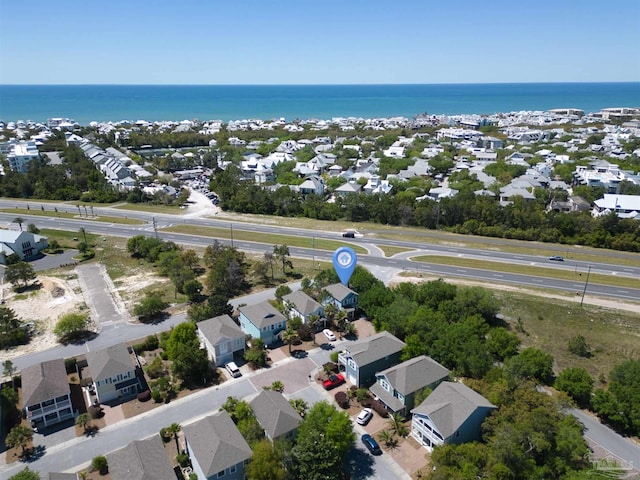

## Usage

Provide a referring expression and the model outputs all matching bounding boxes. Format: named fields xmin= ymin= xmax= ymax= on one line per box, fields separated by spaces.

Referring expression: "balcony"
xmin=26 ymin=399 xmax=71 ymax=419
xmin=338 ymin=352 xmax=350 ymax=366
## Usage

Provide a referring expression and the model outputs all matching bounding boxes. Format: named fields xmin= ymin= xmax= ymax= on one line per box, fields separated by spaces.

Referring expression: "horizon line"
xmin=1 ymin=81 xmax=639 ymax=87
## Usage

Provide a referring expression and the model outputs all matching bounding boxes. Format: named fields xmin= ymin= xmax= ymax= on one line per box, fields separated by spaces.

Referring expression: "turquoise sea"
xmin=0 ymin=83 xmax=639 ymax=125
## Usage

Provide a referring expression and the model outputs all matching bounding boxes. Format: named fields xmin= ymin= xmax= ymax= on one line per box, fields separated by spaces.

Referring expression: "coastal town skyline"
xmin=1 ymin=0 xmax=639 ymax=85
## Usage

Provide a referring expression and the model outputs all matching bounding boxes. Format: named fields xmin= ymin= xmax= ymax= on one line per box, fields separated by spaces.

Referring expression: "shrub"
xmin=330 ymin=351 xmax=339 ymax=363
xmin=91 ymin=455 xmax=108 ymax=474
xmin=160 ymin=427 xmax=171 ymax=442
xmin=152 ymin=390 xmax=163 ymax=403
xmin=176 ymin=452 xmax=190 ymax=468
xmin=370 ymin=399 xmax=389 ymax=418
xmin=356 ymin=388 xmax=370 ymax=403
xmin=137 ymin=390 xmax=151 ymax=402
xmin=64 ymin=357 xmax=77 ymax=374
xmin=335 ymin=391 xmax=349 ymax=409
xmin=568 ymin=335 xmax=591 ymax=357
xmin=88 ymin=405 xmax=103 ymax=419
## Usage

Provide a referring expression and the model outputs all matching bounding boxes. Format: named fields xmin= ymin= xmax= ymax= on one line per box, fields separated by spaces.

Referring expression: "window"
xmin=217 ymin=470 xmax=225 ymax=477
xmin=230 ymin=465 xmax=236 ymax=473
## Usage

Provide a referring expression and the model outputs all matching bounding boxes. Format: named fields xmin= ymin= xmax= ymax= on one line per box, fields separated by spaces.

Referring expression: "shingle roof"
xmin=184 ymin=411 xmax=252 ymax=477
xmin=346 ymin=331 xmax=405 ymax=367
xmin=107 ymin=435 xmax=175 ymax=480
xmin=21 ymin=359 xmax=70 ymax=408
xmin=376 ymin=355 xmax=450 ymax=396
xmin=411 ymin=381 xmax=495 ymax=439
xmin=250 ymin=390 xmax=302 ymax=439
xmin=198 ymin=314 xmax=244 ymax=346
xmin=239 ymin=301 xmax=286 ymax=329
xmin=87 ymin=343 xmax=134 ymax=382
xmin=324 ymin=283 xmax=357 ymax=302
xmin=282 ymin=291 xmax=322 ymax=316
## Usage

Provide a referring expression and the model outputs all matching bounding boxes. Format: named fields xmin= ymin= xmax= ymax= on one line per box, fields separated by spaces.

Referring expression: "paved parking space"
xmin=250 ymin=357 xmax=316 ymax=395
xmin=75 ymin=263 xmax=127 ymax=326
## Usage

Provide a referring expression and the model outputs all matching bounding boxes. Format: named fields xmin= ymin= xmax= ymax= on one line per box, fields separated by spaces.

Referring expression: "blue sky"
xmin=1 ymin=0 xmax=639 ymax=84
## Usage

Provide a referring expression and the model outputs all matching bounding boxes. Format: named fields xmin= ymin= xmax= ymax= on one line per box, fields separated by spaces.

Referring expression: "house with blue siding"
xmin=411 ymin=381 xmax=495 ymax=451
xmin=338 ymin=331 xmax=405 ymax=387
xmin=323 ymin=283 xmax=358 ymax=319
xmin=370 ymin=355 xmax=450 ymax=416
xmin=239 ymin=301 xmax=287 ymax=346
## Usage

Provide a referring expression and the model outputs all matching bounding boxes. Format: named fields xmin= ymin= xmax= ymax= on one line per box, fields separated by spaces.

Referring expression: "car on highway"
xmin=322 ymin=373 xmax=345 ymax=390
xmin=356 ymin=407 xmax=373 ymax=425
xmin=323 ymin=329 xmax=337 ymax=342
xmin=549 ymin=255 xmax=564 ymax=261
xmin=361 ymin=434 xmax=382 ymax=455
xmin=342 ymin=231 xmax=355 ymax=238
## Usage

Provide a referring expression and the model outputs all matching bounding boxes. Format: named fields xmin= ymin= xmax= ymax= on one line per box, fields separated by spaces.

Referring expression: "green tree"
xmin=606 ymin=359 xmax=640 ymax=435
xmin=386 ymin=412 xmax=408 ymax=437
xmin=5 ymin=261 xmax=37 ymax=289
xmin=75 ymin=413 xmax=92 ymax=433
xmin=555 ymin=367 xmax=594 ymax=408
xmin=91 ymin=455 xmax=108 ymax=474
xmin=3 ymin=359 xmax=17 ymax=389
xmin=166 ymin=422 xmax=181 ymax=451
xmin=246 ymin=439 xmax=286 ymax=480
xmin=273 ymin=244 xmax=292 ymax=274
xmin=505 ymin=348 xmax=554 ymax=384
xmin=27 ymin=223 xmax=40 ymax=234
xmin=280 ymin=328 xmax=299 ymax=355
xmin=9 ymin=467 xmax=40 ymax=480
xmin=133 ymin=293 xmax=168 ymax=320
xmin=187 ymin=302 xmax=214 ymax=323
xmin=0 ymin=306 xmax=28 ymax=349
xmin=165 ymin=322 xmax=210 ymax=385
xmin=54 ymin=312 xmax=90 ymax=341
xmin=486 ymin=327 xmax=521 ymax=361
xmin=289 ymin=398 xmax=308 ymax=418
xmin=6 ymin=425 xmax=34 ymax=456
xmin=567 ymin=335 xmax=591 ymax=357
xmin=245 ymin=339 xmax=269 ymax=369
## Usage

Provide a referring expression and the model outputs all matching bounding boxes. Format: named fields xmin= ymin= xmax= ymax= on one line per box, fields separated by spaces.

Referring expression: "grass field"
xmin=495 ymin=291 xmax=640 ymax=386
xmin=1 ymin=208 xmax=144 ymax=225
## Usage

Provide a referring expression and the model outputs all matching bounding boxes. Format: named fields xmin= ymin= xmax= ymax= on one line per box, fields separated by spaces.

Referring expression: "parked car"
xmin=549 ymin=255 xmax=564 ymax=261
xmin=225 ymin=361 xmax=241 ymax=378
xmin=323 ymin=329 xmax=337 ymax=342
xmin=356 ymin=408 xmax=373 ymax=425
xmin=361 ymin=434 xmax=382 ymax=455
xmin=322 ymin=373 xmax=345 ymax=390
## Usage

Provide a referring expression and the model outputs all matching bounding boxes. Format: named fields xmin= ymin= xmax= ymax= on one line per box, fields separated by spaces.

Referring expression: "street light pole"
xmin=230 ymin=223 xmax=234 ymax=248
xmin=312 ymin=236 xmax=315 ymax=270
xmin=580 ymin=265 xmax=591 ymax=306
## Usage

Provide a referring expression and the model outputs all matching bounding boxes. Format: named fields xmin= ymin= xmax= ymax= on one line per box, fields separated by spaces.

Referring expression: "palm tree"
xmin=289 ymin=398 xmax=308 ymax=418
xmin=166 ymin=423 xmax=182 ymax=451
xmin=75 ymin=413 xmax=92 ymax=433
xmin=308 ymin=314 xmax=320 ymax=345
xmin=378 ymin=430 xmax=398 ymax=448
xmin=6 ymin=425 xmax=34 ymax=456
xmin=387 ymin=413 xmax=408 ymax=437
xmin=79 ymin=227 xmax=87 ymax=245
xmin=280 ymin=328 xmax=299 ymax=355
xmin=13 ymin=217 xmax=25 ymax=231
xmin=343 ymin=321 xmax=357 ymax=339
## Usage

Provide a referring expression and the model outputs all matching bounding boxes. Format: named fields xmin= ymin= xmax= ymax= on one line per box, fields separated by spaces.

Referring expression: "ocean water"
xmin=0 ymin=83 xmax=638 ymax=125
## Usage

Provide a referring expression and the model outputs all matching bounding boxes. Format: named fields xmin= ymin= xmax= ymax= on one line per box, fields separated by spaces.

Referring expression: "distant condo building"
xmin=0 ymin=139 xmax=41 ymax=173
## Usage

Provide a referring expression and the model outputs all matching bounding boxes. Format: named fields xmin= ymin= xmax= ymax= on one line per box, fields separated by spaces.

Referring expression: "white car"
xmin=356 ymin=408 xmax=373 ymax=425
xmin=323 ymin=329 xmax=337 ymax=342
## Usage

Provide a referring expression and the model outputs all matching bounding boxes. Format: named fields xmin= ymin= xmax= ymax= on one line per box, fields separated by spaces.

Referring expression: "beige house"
xmin=87 ymin=343 xmax=140 ymax=403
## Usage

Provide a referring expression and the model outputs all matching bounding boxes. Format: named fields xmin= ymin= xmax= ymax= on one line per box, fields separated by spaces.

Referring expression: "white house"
xmin=197 ymin=315 xmax=245 ymax=367
xmin=0 ymin=230 xmax=48 ymax=264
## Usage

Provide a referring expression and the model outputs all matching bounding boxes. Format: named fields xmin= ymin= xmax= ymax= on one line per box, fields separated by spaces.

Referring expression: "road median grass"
xmin=0 ymin=208 xmax=144 ymax=225
xmin=161 ymin=224 xmax=369 ymax=254
xmin=411 ymin=255 xmax=640 ymax=290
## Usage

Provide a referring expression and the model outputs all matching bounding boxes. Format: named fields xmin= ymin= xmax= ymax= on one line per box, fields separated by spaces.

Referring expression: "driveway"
xmin=31 ymin=250 xmax=79 ymax=271
xmin=75 ymin=263 xmax=128 ymax=327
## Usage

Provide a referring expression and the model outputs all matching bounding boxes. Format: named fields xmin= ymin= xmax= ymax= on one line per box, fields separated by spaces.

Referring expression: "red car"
xmin=322 ymin=373 xmax=345 ymax=390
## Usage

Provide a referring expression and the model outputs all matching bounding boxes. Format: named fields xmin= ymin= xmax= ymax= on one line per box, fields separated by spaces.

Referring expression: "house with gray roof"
xmin=107 ymin=435 xmax=175 ymax=480
xmin=370 ymin=355 xmax=450 ymax=416
xmin=197 ymin=314 xmax=245 ymax=367
xmin=0 ymin=230 xmax=48 ymax=264
xmin=184 ymin=410 xmax=252 ymax=480
xmin=282 ymin=290 xmax=324 ymax=324
xmin=87 ymin=343 xmax=140 ymax=403
xmin=239 ymin=301 xmax=287 ymax=345
xmin=323 ymin=283 xmax=358 ymax=318
xmin=21 ymin=359 xmax=74 ymax=430
xmin=250 ymin=390 xmax=302 ymax=441
xmin=411 ymin=381 xmax=495 ymax=451
xmin=338 ymin=331 xmax=406 ymax=387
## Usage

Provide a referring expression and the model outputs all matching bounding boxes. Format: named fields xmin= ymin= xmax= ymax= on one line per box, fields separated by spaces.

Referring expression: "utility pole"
xmin=152 ymin=217 xmax=158 ymax=239
xmin=230 ymin=223 xmax=234 ymax=248
xmin=312 ymin=236 xmax=315 ymax=270
xmin=580 ymin=265 xmax=591 ymax=307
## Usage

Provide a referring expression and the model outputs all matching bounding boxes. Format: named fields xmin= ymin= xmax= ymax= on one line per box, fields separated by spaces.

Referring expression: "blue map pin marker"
xmin=333 ymin=246 xmax=357 ymax=286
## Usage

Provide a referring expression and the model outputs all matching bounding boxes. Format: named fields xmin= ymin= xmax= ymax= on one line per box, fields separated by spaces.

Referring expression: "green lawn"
xmin=1 ymin=208 xmax=144 ymax=225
